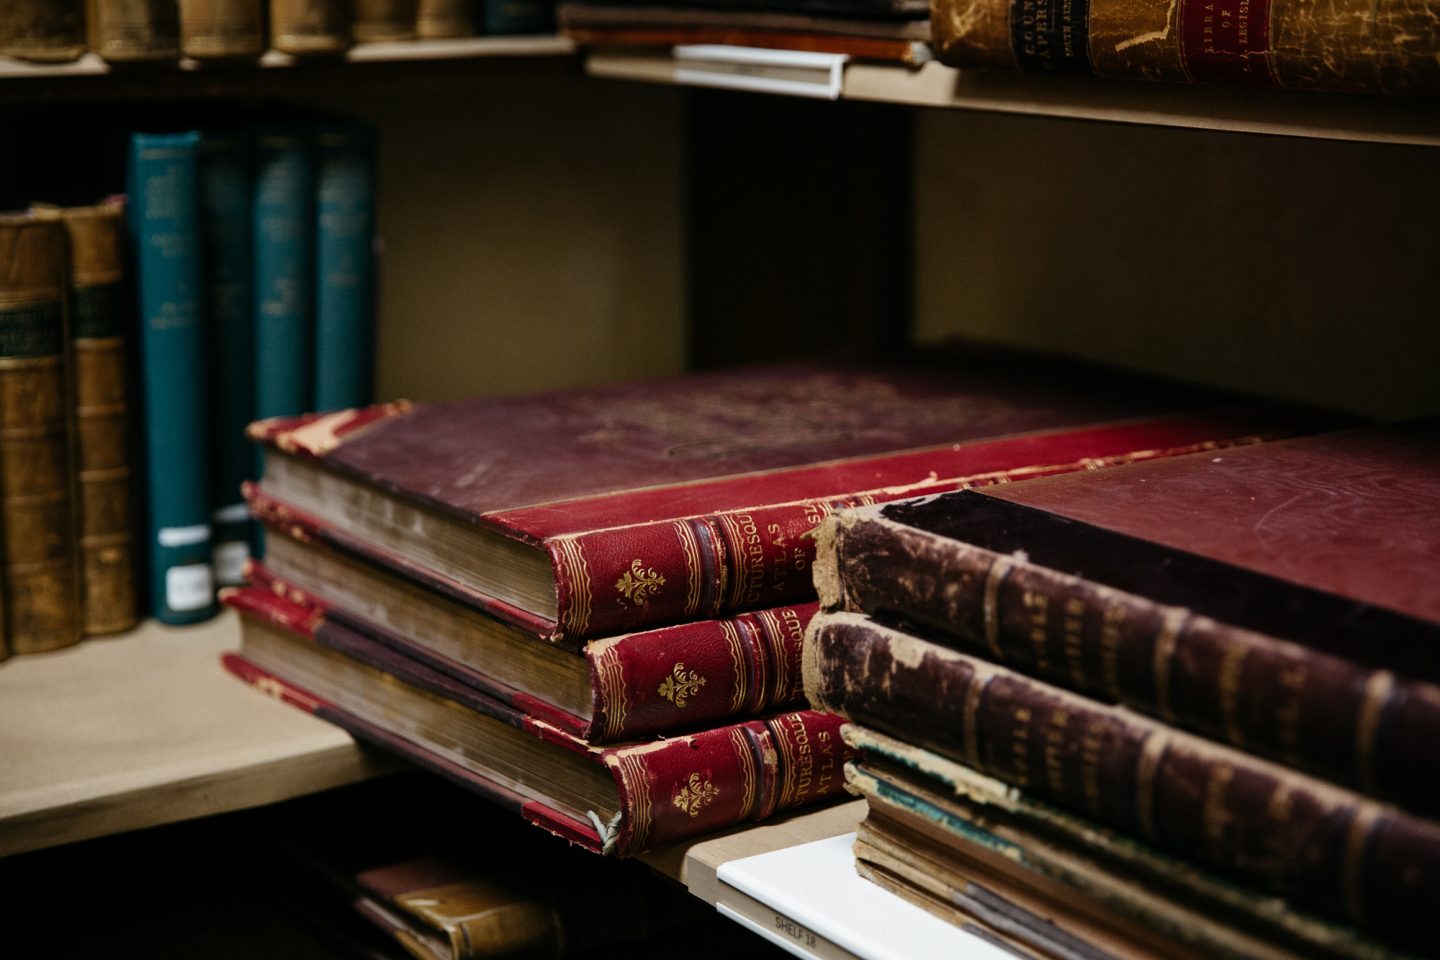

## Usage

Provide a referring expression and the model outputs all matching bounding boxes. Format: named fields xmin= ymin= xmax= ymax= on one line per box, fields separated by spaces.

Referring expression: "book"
xmin=87 ymin=0 xmax=182 ymax=62
xmin=246 ymin=346 xmax=1330 ymax=645
xmin=803 ymin=612 xmax=1440 ymax=949
xmin=929 ymin=0 xmax=1440 ymax=94
xmin=247 ymin=511 xmax=813 ymax=741
xmin=845 ymin=734 xmax=1416 ymax=960
xmin=179 ymin=0 xmax=266 ymax=58
xmin=354 ymin=0 xmax=419 ymax=41
xmin=253 ymin=128 xmax=314 ymax=425
xmin=127 ymin=131 xmax=218 ymax=625
xmin=556 ymin=3 xmax=934 ymax=41
xmin=815 ymin=423 xmax=1440 ymax=813
xmin=564 ymin=26 xmax=932 ymax=63
xmin=313 ymin=122 xmax=376 ymax=413
xmin=0 ymin=1 xmax=85 ymax=63
xmin=479 ymin=0 xmax=555 ymax=35
xmin=270 ymin=0 xmax=353 ymax=55
xmin=48 ymin=199 xmax=140 ymax=637
xmin=0 ymin=212 xmax=81 ymax=654
xmin=199 ymin=129 xmax=257 ymax=588
xmin=416 ymin=0 xmax=474 ymax=37
xmin=223 ymin=584 xmax=849 ymax=857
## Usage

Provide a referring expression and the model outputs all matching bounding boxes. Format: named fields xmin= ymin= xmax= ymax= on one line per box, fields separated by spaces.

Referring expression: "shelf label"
xmin=673 ymin=45 xmax=847 ymax=101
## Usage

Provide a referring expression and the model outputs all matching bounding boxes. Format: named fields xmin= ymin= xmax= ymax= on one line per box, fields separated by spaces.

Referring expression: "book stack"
xmin=222 ymin=344 xmax=1323 ymax=855
xmin=805 ymin=421 xmax=1440 ymax=957
xmin=557 ymin=0 xmax=934 ymax=65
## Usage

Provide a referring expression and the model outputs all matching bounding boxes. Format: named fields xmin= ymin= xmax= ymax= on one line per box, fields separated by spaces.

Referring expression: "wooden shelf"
xmin=0 ymin=612 xmax=397 ymax=858
xmin=586 ymin=48 xmax=1440 ymax=148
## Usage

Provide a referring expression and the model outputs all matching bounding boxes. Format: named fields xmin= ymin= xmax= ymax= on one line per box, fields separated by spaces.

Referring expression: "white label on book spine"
xmin=157 ymin=524 xmax=210 ymax=548
xmin=673 ymin=45 xmax=847 ymax=101
xmin=214 ymin=540 xmax=251 ymax=587
xmin=167 ymin=563 xmax=214 ymax=612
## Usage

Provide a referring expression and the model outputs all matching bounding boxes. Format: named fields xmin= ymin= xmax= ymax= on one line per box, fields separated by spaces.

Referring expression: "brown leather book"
xmin=270 ymin=0 xmax=352 ymax=55
xmin=87 ymin=0 xmax=181 ymax=61
xmin=48 ymin=201 xmax=139 ymax=638
xmin=354 ymin=0 xmax=417 ymax=41
xmin=0 ymin=1 xmax=86 ymax=63
xmin=415 ymin=0 xmax=472 ymax=38
xmin=0 ymin=213 xmax=82 ymax=655
xmin=178 ymin=0 xmax=266 ymax=58
xmin=929 ymin=0 xmax=1440 ymax=94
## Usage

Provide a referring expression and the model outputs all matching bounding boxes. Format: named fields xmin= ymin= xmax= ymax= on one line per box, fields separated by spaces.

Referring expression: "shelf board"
xmin=0 ymin=612 xmax=397 ymax=858
xmin=586 ymin=48 xmax=1440 ymax=148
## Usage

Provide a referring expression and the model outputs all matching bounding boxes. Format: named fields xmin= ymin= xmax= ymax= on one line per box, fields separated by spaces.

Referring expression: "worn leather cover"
xmin=87 ymin=0 xmax=181 ymax=61
xmin=270 ymin=0 xmax=352 ymax=54
xmin=805 ymin=613 xmax=1440 ymax=949
xmin=250 ymin=347 xmax=1324 ymax=643
xmin=821 ymin=424 xmax=1440 ymax=814
xmin=932 ymin=0 xmax=1440 ymax=93
xmin=225 ymin=586 xmax=849 ymax=857
xmin=178 ymin=0 xmax=265 ymax=58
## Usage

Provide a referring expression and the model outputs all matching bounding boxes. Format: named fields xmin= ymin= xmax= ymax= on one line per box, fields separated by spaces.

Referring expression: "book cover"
xmin=354 ymin=0 xmax=418 ymax=41
xmin=0 ymin=212 xmax=81 ymax=654
xmin=179 ymin=0 xmax=266 ymax=58
xmin=415 ymin=0 xmax=474 ymax=37
xmin=804 ymin=612 xmax=1440 ymax=948
xmin=248 ymin=346 xmax=1334 ymax=644
xmin=253 ymin=129 xmax=314 ymax=427
xmin=817 ymin=423 xmax=1440 ymax=812
xmin=313 ymin=122 xmax=376 ymax=413
xmin=269 ymin=0 xmax=353 ymax=54
xmin=127 ymin=132 xmax=218 ymax=624
xmin=50 ymin=199 xmax=140 ymax=637
xmin=929 ymin=0 xmax=1440 ymax=94
xmin=87 ymin=0 xmax=181 ymax=62
xmin=199 ymin=129 xmax=256 ymax=587
xmin=0 ymin=1 xmax=85 ymax=63
xmin=223 ymin=585 xmax=850 ymax=857
xmin=479 ymin=0 xmax=554 ymax=35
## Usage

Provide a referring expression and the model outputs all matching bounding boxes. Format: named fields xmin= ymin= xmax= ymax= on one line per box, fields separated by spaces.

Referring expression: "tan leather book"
xmin=49 ymin=201 xmax=139 ymax=638
xmin=87 ymin=0 xmax=181 ymax=61
xmin=355 ymin=0 xmax=417 ymax=41
xmin=0 ymin=1 xmax=86 ymax=63
xmin=270 ymin=0 xmax=353 ymax=54
xmin=415 ymin=0 xmax=471 ymax=39
xmin=178 ymin=0 xmax=265 ymax=58
xmin=0 ymin=214 xmax=82 ymax=655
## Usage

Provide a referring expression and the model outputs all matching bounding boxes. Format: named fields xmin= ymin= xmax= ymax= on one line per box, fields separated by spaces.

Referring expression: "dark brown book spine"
xmin=87 ymin=0 xmax=181 ymax=61
xmin=269 ymin=0 xmax=352 ymax=54
xmin=415 ymin=0 xmax=472 ymax=38
xmin=0 ymin=215 xmax=82 ymax=654
xmin=354 ymin=0 xmax=417 ymax=41
xmin=0 ymin=0 xmax=86 ymax=63
xmin=819 ymin=510 xmax=1440 ymax=816
xmin=179 ymin=0 xmax=265 ymax=57
xmin=804 ymin=612 xmax=1440 ymax=946
xmin=54 ymin=202 xmax=139 ymax=637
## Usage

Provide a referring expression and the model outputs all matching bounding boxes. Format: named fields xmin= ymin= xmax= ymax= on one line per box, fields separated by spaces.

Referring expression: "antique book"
xmin=804 ymin=613 xmax=1440 ymax=949
xmin=48 ymin=200 xmax=139 ymax=636
xmin=0 ymin=213 xmax=80 ymax=654
xmin=270 ymin=0 xmax=353 ymax=54
xmin=127 ymin=132 xmax=217 ymax=624
xmin=0 ymin=1 xmax=86 ymax=63
xmin=199 ymin=129 xmax=256 ymax=587
xmin=247 ymin=346 xmax=1329 ymax=646
xmin=248 ymin=511 xmax=813 ymax=741
xmin=179 ymin=0 xmax=266 ymax=58
xmin=87 ymin=0 xmax=181 ymax=61
xmin=929 ymin=0 xmax=1440 ymax=94
xmin=816 ymin=423 xmax=1440 ymax=814
xmin=563 ymin=26 xmax=932 ymax=63
xmin=416 ymin=0 xmax=473 ymax=37
xmin=313 ymin=122 xmax=376 ymax=413
xmin=253 ymin=129 xmax=314 ymax=422
xmin=354 ymin=0 xmax=418 ymax=41
xmin=847 ymin=730 xmax=1413 ymax=960
xmin=223 ymin=585 xmax=849 ymax=857
xmin=556 ymin=3 xmax=934 ymax=41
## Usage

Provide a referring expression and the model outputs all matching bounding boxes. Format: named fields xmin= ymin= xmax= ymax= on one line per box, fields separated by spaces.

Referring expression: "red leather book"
xmin=224 ymin=586 xmax=848 ymax=857
xmin=818 ymin=422 xmax=1440 ymax=814
xmin=246 ymin=347 xmax=1334 ymax=645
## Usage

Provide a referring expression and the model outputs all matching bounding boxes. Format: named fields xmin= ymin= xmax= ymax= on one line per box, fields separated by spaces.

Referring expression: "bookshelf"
xmin=3 ymin=28 xmax=1439 ymax=959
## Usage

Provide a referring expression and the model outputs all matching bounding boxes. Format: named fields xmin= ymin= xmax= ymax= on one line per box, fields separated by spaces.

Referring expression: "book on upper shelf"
xmin=270 ymin=0 xmax=353 ymax=55
xmin=87 ymin=0 xmax=182 ymax=62
xmin=244 ymin=345 xmax=1337 ymax=648
xmin=0 ymin=1 xmax=86 ymax=64
xmin=814 ymin=422 xmax=1440 ymax=814
xmin=179 ymin=0 xmax=267 ymax=59
xmin=223 ymin=584 xmax=849 ymax=857
xmin=930 ymin=0 xmax=1440 ymax=94
xmin=354 ymin=0 xmax=419 ymax=42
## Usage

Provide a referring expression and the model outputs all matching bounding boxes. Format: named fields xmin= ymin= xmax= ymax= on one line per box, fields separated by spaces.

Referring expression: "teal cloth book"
xmin=199 ymin=129 xmax=255 ymax=587
xmin=127 ymin=131 xmax=217 ymax=624
xmin=312 ymin=123 xmax=375 ymax=412
xmin=252 ymin=130 xmax=313 ymax=427
xmin=481 ymin=0 xmax=555 ymax=35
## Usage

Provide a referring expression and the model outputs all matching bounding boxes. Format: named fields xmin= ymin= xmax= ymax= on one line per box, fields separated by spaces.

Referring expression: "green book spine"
xmin=127 ymin=131 xmax=217 ymax=624
xmin=312 ymin=124 xmax=376 ymax=413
